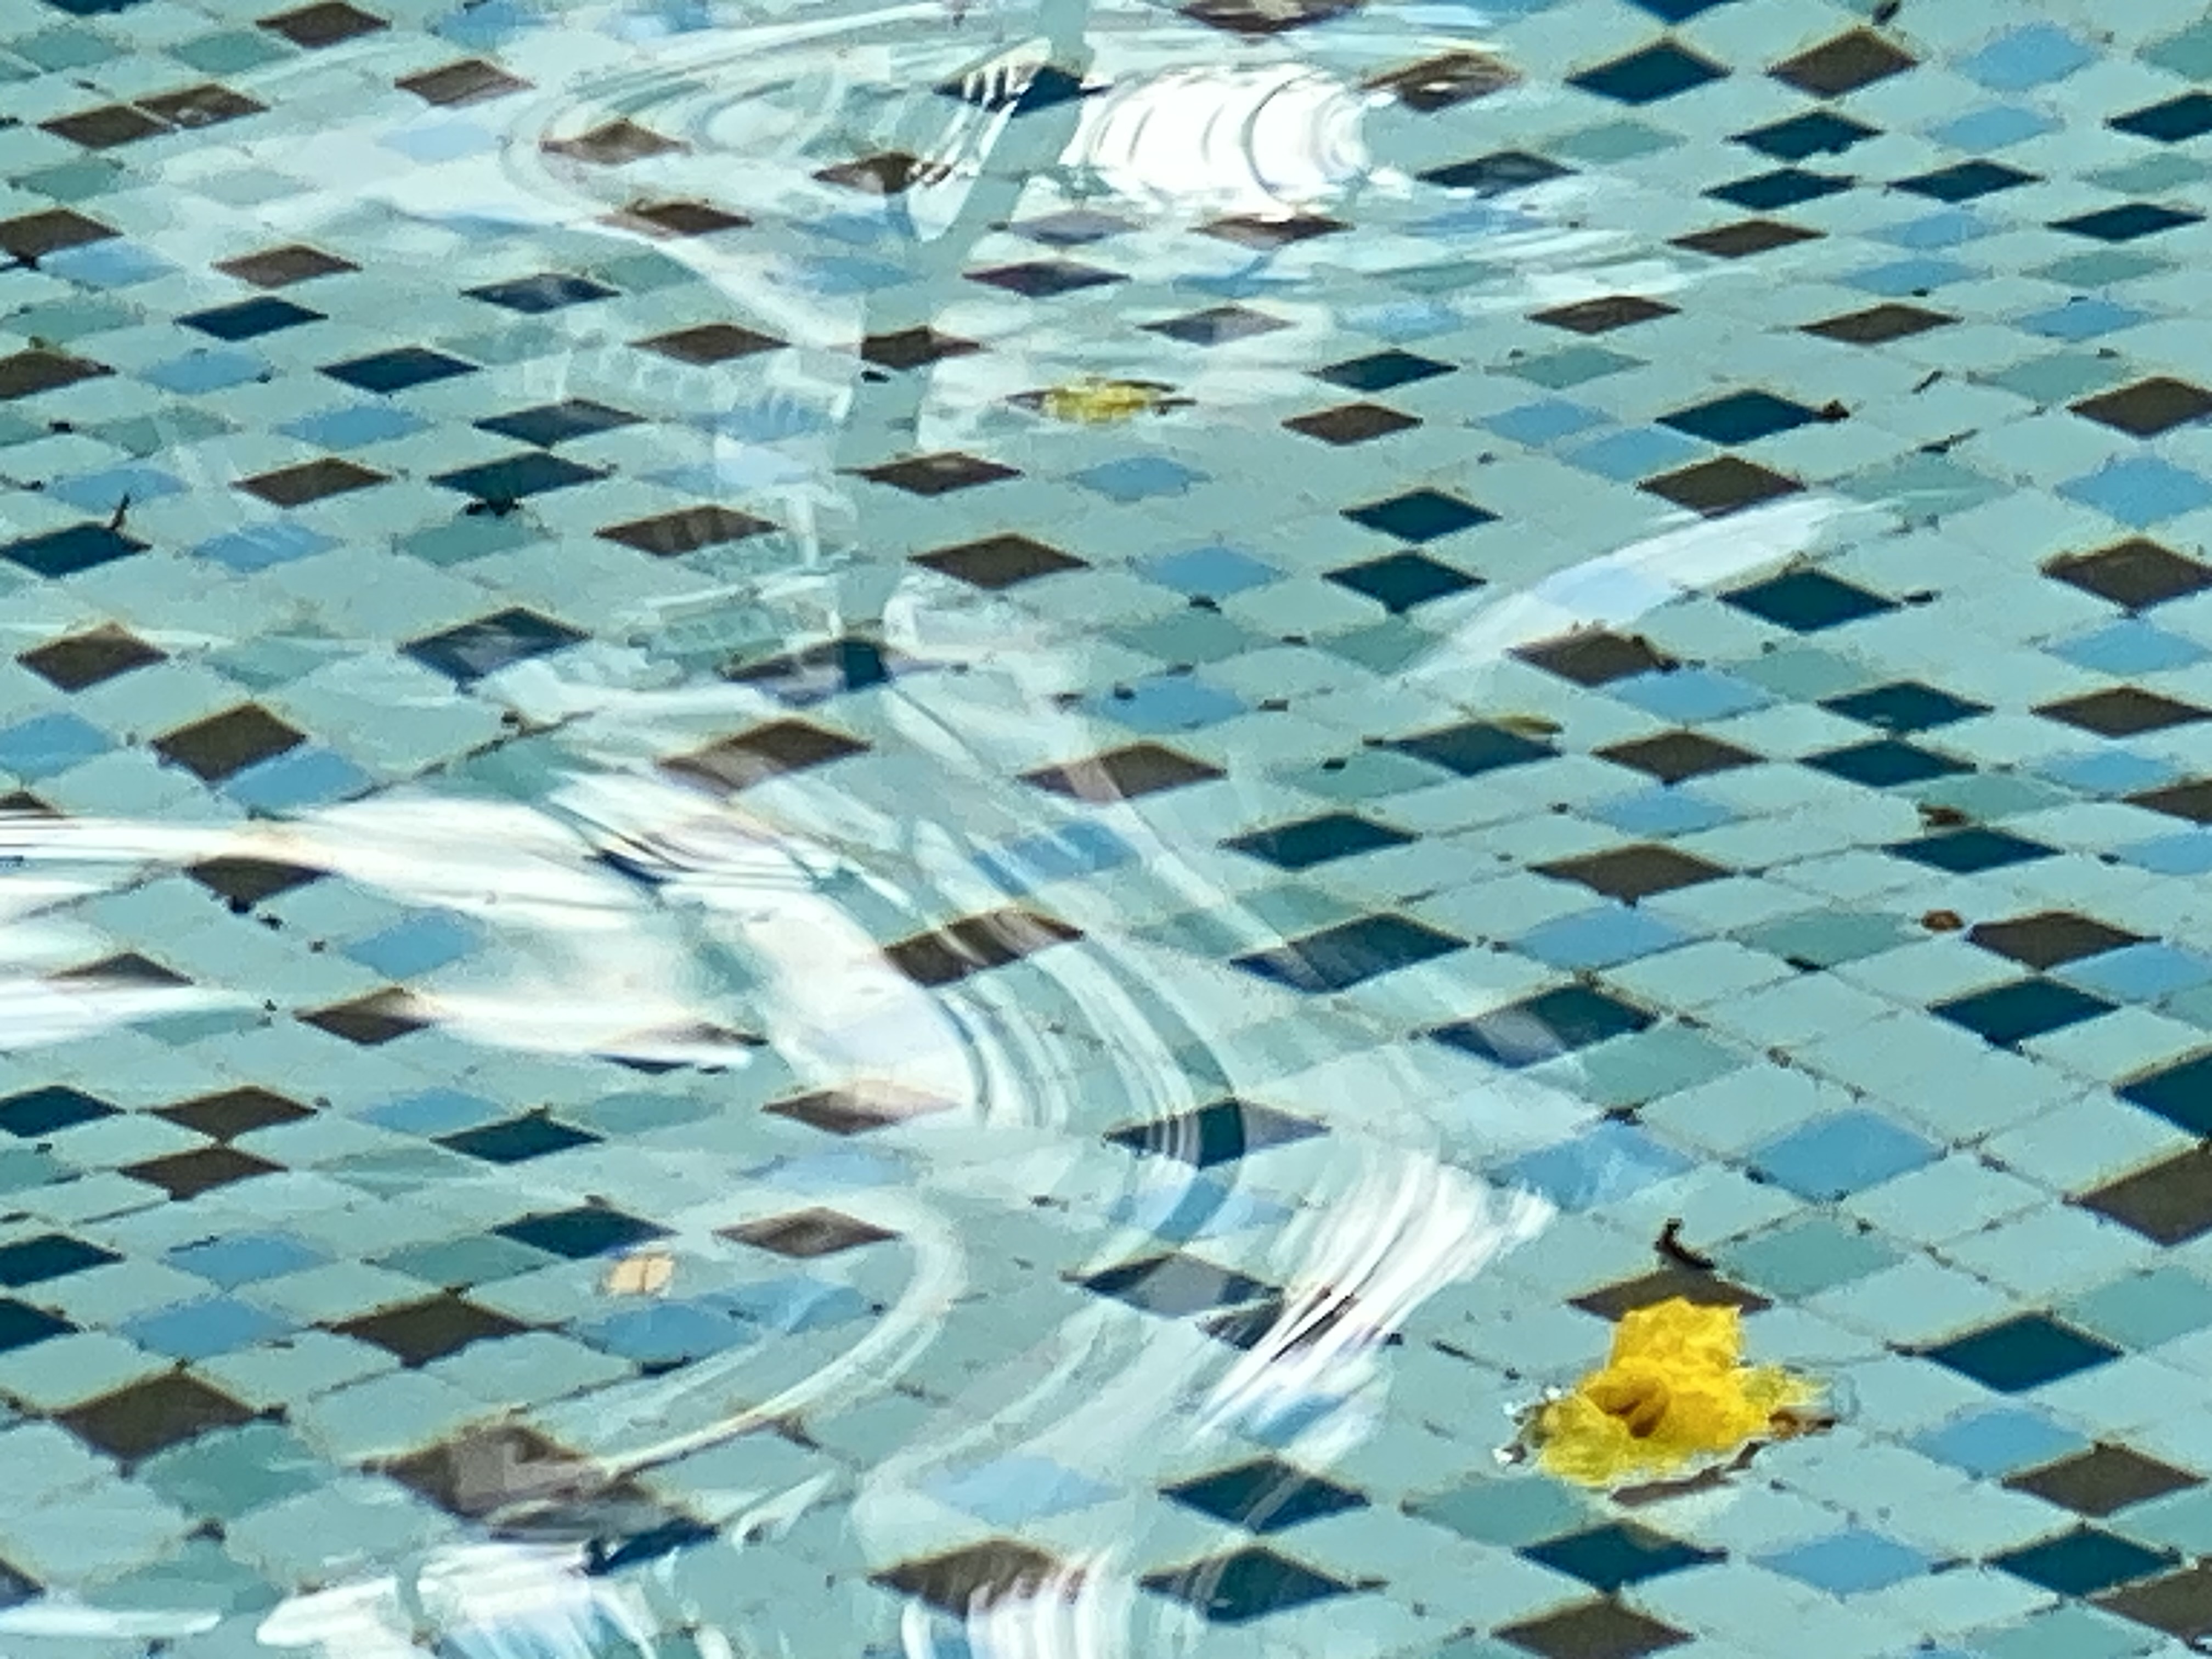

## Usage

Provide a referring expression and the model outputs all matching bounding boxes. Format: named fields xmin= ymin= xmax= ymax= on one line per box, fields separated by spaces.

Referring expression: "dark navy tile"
xmin=1918 ymin=1315 xmax=2121 ymax=1393
xmin=1933 ymin=979 xmax=2115 ymax=1047
xmin=1429 ymin=985 xmax=1656 ymax=1068
xmin=1141 ymin=1548 xmax=1359 ymax=1623
xmin=1165 ymin=1459 xmax=1368 ymax=1532
xmin=1232 ymin=915 xmax=1465 ymax=992
xmin=1223 ymin=813 xmax=1416 ymax=870
xmin=1107 ymin=1101 xmax=1324 ymax=1166
xmin=1522 ymin=1524 xmax=1720 ymax=1592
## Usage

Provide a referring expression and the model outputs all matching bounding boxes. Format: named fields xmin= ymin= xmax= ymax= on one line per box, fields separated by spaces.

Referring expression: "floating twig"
xmin=1656 ymin=1218 xmax=1715 ymax=1272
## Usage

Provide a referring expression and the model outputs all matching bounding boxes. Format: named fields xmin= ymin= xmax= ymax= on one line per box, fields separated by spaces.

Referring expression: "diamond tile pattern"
xmin=3 ymin=0 xmax=2212 ymax=1652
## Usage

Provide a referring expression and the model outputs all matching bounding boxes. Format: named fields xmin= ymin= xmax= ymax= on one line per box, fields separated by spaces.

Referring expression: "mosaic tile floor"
xmin=15 ymin=0 xmax=2212 ymax=1654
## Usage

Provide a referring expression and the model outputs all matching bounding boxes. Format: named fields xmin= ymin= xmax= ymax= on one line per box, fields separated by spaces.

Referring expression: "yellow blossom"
xmin=1525 ymin=1297 xmax=1820 ymax=1487
xmin=1038 ymin=380 xmax=1179 ymax=424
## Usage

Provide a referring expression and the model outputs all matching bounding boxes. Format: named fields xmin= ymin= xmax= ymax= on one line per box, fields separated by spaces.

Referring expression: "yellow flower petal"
xmin=1524 ymin=1296 xmax=1820 ymax=1487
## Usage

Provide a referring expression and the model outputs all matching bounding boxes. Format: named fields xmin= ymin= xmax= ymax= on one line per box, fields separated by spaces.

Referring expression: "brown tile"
xmin=661 ymin=719 xmax=868 ymax=791
xmin=1771 ymin=29 xmax=1916 ymax=96
xmin=721 ymin=1207 xmax=897 ymax=1258
xmin=1201 ymin=214 xmax=1346 ymax=249
xmin=383 ymin=1423 xmax=612 ymax=1516
xmin=157 ymin=1087 xmax=313 ymax=1141
xmin=607 ymin=199 xmax=751 ymax=238
xmin=1803 ymin=302 xmax=1955 ymax=343
xmin=1023 ymin=743 xmax=1224 ymax=802
xmin=396 ymin=58 xmax=532 ymax=106
xmin=336 ymin=1293 xmax=526 ymax=1366
xmin=2007 ymin=1444 xmax=2202 ymax=1516
xmin=633 ymin=323 xmax=783 ymax=364
xmin=1283 ymin=403 xmax=1420 ymax=445
xmin=2036 ymin=687 xmax=2209 ymax=738
xmin=1670 ymin=219 xmax=1822 ymax=259
xmin=2072 ymin=377 xmax=2212 ymax=438
xmin=1538 ymin=843 xmax=1727 ymax=902
xmin=137 ymin=84 xmax=264 ymax=128
xmin=58 ymin=952 xmax=188 ymax=988
xmin=857 ymin=453 xmax=1019 ymax=495
xmin=236 ymin=457 xmax=385 ymax=506
xmin=884 ymin=909 xmax=1084 ymax=988
xmin=1364 ymin=49 xmax=1518 ymax=110
xmin=61 ymin=1374 xmax=255 ymax=1462
xmin=258 ymin=1 xmax=388 ymax=45
xmin=1531 ymin=295 xmax=1678 ymax=334
xmin=598 ymin=506 xmax=772 ymax=556
xmin=1572 ymin=1266 xmax=1770 ymax=1321
xmin=859 ymin=328 xmax=980 ymax=370
xmin=153 ymin=705 xmax=304 ymax=783
xmin=543 ymin=119 xmax=683 ymax=165
xmin=0 ymin=349 xmax=109 ymax=400
xmin=301 ymin=994 xmax=425 ymax=1046
xmin=18 ymin=626 xmax=163 ymax=691
xmin=2045 ymin=539 xmax=2212 ymax=610
xmin=187 ymin=856 xmax=320 ymax=910
xmin=123 ymin=1147 xmax=279 ymax=1200
xmin=41 ymin=105 xmax=170 ymax=149
xmin=1515 ymin=629 xmax=1677 ymax=686
xmin=913 ymin=534 xmax=1085 ymax=589
xmin=1642 ymin=457 xmax=1802 ymax=517
xmin=2131 ymin=778 xmax=2212 ymax=823
xmin=874 ymin=1541 xmax=1078 ymax=1615
xmin=0 ymin=208 xmax=117 ymax=263
xmin=2098 ymin=1562 xmax=2212 ymax=1643
xmin=215 ymin=244 xmax=357 ymax=287
xmin=1967 ymin=911 xmax=2144 ymax=969
xmin=766 ymin=1082 xmax=958 ymax=1135
xmin=814 ymin=153 xmax=940 ymax=195
xmin=2075 ymin=1146 xmax=2212 ymax=1246
xmin=1596 ymin=730 xmax=1759 ymax=784
xmin=1497 ymin=1596 xmax=1691 ymax=1659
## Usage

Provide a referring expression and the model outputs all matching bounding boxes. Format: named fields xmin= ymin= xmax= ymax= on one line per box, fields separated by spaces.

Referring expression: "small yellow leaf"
xmin=602 ymin=1250 xmax=676 ymax=1297
xmin=1516 ymin=1297 xmax=1821 ymax=1487
xmin=1493 ymin=713 xmax=1562 ymax=737
xmin=1037 ymin=380 xmax=1179 ymax=424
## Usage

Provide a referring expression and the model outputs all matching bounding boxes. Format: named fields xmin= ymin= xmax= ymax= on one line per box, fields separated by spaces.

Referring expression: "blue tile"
xmin=926 ymin=1457 xmax=1118 ymax=1524
xmin=124 ymin=1296 xmax=292 ymax=1360
xmin=1990 ymin=1530 xmax=2174 ymax=1596
xmin=1224 ymin=814 xmax=1416 ymax=871
xmin=3 ymin=523 xmax=146 ymax=577
xmin=1564 ymin=427 xmax=1705 ymax=481
xmin=580 ymin=1301 xmax=755 ymax=1364
xmin=1142 ymin=545 xmax=1280 ymax=597
xmin=194 ymin=523 xmax=334 ymax=572
xmin=1760 ymin=1530 xmax=1936 ymax=1595
xmin=2036 ymin=749 xmax=2180 ymax=796
xmin=40 ymin=240 xmax=173 ymax=287
xmin=280 ymin=404 xmax=428 ymax=449
xmin=1934 ymin=979 xmax=2114 ymax=1046
xmin=2018 ymin=298 xmax=2151 ymax=341
xmin=714 ymin=1277 xmax=871 ymax=1333
xmin=323 ymin=348 xmax=478 ymax=394
xmin=1087 ymin=675 xmax=1246 ymax=733
xmin=1234 ymin=916 xmax=1464 ymax=992
xmin=1914 ymin=1406 xmax=2087 ymax=1477
xmin=1918 ymin=1314 xmax=2120 ymax=1393
xmin=1610 ymin=668 xmax=1770 ymax=723
xmin=345 ymin=913 xmax=480 ymax=978
xmin=1567 ymin=41 xmax=1726 ymax=104
xmin=2118 ymin=832 xmax=2212 ymax=875
xmin=225 ymin=747 xmax=374 ymax=811
xmin=1486 ymin=402 xmax=1610 ymax=449
xmin=2047 ymin=620 xmax=2206 ymax=674
xmin=1431 ymin=985 xmax=1658 ymax=1068
xmin=2059 ymin=942 xmax=2212 ymax=1001
xmin=0 ymin=1233 xmax=116 ymax=1285
xmin=1588 ymin=786 xmax=1737 ymax=836
xmin=167 ymin=1233 xmax=328 ymax=1288
xmin=1344 ymin=490 xmax=1496 ymax=543
xmin=1845 ymin=257 xmax=1980 ymax=297
xmin=1514 ymin=904 xmax=1690 ymax=969
xmin=141 ymin=350 xmax=269 ymax=393
xmin=45 ymin=465 xmax=185 ymax=514
xmin=1070 ymin=456 xmax=1206 ymax=503
xmin=1748 ymin=1109 xmax=1938 ymax=1200
xmin=1961 ymin=24 xmax=2097 ymax=89
xmin=361 ymin=1090 xmax=504 ymax=1136
xmin=432 ymin=453 xmax=603 ymax=501
xmin=182 ymin=297 xmax=323 ymax=340
xmin=0 ymin=712 xmax=110 ymax=779
xmin=1493 ymin=1122 xmax=1692 ymax=1210
xmin=1929 ymin=105 xmax=2059 ymax=151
